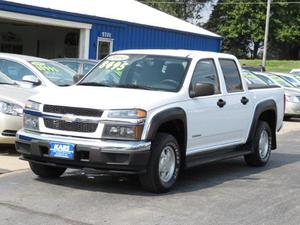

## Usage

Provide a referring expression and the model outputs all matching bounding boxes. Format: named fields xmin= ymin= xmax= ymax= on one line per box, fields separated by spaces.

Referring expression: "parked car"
xmin=53 ymin=58 xmax=98 ymax=76
xmin=16 ymin=50 xmax=284 ymax=193
xmin=241 ymin=69 xmax=269 ymax=89
xmin=290 ymin=69 xmax=300 ymax=75
xmin=0 ymin=71 xmax=37 ymax=144
xmin=271 ymin=72 xmax=300 ymax=88
xmin=253 ymin=72 xmax=300 ymax=118
xmin=253 ymin=72 xmax=297 ymax=89
xmin=241 ymin=64 xmax=265 ymax=72
xmin=0 ymin=53 xmax=76 ymax=89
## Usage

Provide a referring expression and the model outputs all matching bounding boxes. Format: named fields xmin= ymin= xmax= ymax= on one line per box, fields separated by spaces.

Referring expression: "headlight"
xmin=286 ymin=95 xmax=300 ymax=103
xmin=102 ymin=124 xmax=143 ymax=140
xmin=25 ymin=101 xmax=41 ymax=111
xmin=107 ymin=109 xmax=146 ymax=119
xmin=24 ymin=114 xmax=39 ymax=131
xmin=0 ymin=101 xmax=23 ymax=116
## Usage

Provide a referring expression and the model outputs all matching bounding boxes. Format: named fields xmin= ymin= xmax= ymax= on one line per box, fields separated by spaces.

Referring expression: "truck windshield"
xmin=30 ymin=61 xmax=75 ymax=86
xmin=79 ymin=54 xmax=189 ymax=92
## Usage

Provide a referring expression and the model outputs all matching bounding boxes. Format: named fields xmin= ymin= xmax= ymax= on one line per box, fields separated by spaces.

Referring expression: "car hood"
xmin=30 ymin=86 xmax=180 ymax=111
xmin=0 ymin=84 xmax=37 ymax=106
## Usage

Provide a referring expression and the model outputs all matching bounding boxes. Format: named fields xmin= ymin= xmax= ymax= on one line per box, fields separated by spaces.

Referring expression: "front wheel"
xmin=29 ymin=162 xmax=66 ymax=178
xmin=244 ymin=121 xmax=272 ymax=167
xmin=139 ymin=133 xmax=181 ymax=193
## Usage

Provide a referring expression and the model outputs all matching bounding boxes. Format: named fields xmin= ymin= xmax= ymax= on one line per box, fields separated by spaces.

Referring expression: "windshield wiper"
xmin=116 ymin=84 xmax=152 ymax=90
xmin=79 ymin=82 xmax=112 ymax=87
xmin=0 ymin=82 xmax=16 ymax=85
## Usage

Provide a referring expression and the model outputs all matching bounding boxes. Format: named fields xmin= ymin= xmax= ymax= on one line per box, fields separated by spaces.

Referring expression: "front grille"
xmin=2 ymin=130 xmax=17 ymax=137
xmin=44 ymin=119 xmax=98 ymax=133
xmin=43 ymin=105 xmax=103 ymax=117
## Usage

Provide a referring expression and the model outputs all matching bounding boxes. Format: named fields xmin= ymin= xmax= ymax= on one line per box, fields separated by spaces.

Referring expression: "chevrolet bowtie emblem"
xmin=62 ymin=114 xmax=77 ymax=123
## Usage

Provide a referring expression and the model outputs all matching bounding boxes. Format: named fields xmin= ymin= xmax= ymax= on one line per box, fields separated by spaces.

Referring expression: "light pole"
xmin=262 ymin=0 xmax=272 ymax=69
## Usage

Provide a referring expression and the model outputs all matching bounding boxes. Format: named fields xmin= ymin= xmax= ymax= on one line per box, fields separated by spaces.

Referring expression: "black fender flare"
xmin=146 ymin=107 xmax=187 ymax=150
xmin=246 ymin=99 xmax=277 ymax=149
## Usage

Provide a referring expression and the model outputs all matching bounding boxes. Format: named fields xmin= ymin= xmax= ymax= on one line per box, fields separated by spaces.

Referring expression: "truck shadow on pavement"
xmin=36 ymin=151 xmax=300 ymax=196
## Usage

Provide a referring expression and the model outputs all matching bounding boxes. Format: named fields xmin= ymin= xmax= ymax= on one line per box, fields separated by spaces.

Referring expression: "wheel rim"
xmin=259 ymin=130 xmax=270 ymax=159
xmin=158 ymin=145 xmax=176 ymax=183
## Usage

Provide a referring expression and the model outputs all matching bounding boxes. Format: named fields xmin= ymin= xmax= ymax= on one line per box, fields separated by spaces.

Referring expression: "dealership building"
xmin=0 ymin=0 xmax=222 ymax=60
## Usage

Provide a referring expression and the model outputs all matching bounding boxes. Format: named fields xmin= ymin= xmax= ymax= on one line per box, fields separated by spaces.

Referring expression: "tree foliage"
xmin=138 ymin=0 xmax=208 ymax=21
xmin=204 ymin=0 xmax=300 ymax=59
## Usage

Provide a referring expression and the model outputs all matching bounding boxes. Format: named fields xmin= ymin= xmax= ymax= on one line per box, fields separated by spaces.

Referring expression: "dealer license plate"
xmin=49 ymin=142 xmax=75 ymax=159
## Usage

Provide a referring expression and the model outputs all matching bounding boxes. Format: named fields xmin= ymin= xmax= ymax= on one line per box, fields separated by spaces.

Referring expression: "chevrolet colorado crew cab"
xmin=16 ymin=50 xmax=284 ymax=193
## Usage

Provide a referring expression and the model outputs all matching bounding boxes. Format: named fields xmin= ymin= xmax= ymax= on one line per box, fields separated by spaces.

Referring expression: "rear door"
xmin=218 ymin=58 xmax=252 ymax=143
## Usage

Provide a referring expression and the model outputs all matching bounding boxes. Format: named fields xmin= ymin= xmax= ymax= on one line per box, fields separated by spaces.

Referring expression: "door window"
xmin=219 ymin=59 xmax=243 ymax=93
xmin=0 ymin=59 xmax=35 ymax=81
xmin=190 ymin=59 xmax=220 ymax=94
xmin=97 ymin=38 xmax=113 ymax=60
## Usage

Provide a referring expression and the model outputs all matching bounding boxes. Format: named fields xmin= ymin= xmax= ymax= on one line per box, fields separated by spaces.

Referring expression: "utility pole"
xmin=262 ymin=0 xmax=272 ymax=69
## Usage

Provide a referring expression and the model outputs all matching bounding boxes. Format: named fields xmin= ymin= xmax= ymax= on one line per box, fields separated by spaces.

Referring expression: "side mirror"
xmin=190 ymin=83 xmax=215 ymax=98
xmin=22 ymin=75 xmax=41 ymax=85
xmin=73 ymin=74 xmax=84 ymax=83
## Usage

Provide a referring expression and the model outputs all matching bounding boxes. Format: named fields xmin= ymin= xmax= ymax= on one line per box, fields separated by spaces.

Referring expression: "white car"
xmin=0 ymin=53 xmax=76 ymax=90
xmin=0 ymin=71 xmax=37 ymax=144
xmin=290 ymin=69 xmax=300 ymax=75
xmin=16 ymin=50 xmax=284 ymax=192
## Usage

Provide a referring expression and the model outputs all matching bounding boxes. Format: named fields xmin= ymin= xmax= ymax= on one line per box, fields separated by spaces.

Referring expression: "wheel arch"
xmin=146 ymin=107 xmax=187 ymax=167
xmin=247 ymin=100 xmax=277 ymax=150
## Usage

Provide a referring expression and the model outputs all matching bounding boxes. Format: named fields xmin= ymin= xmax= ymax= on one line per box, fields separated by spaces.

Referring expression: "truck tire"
xmin=29 ymin=162 xmax=66 ymax=178
xmin=139 ymin=133 xmax=181 ymax=193
xmin=244 ymin=121 xmax=272 ymax=167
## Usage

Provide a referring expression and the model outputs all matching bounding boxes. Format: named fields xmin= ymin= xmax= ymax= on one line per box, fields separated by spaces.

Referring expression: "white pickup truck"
xmin=16 ymin=50 xmax=284 ymax=193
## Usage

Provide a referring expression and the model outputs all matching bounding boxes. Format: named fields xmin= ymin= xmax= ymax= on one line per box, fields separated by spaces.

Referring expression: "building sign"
xmin=101 ymin=32 xmax=112 ymax=38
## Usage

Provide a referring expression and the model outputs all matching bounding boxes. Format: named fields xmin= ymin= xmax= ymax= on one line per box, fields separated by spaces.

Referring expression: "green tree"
xmin=204 ymin=0 xmax=300 ymax=59
xmin=138 ymin=0 xmax=208 ymax=21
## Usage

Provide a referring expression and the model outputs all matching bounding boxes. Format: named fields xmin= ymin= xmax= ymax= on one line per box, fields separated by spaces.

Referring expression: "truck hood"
xmin=0 ymin=84 xmax=37 ymax=106
xmin=30 ymin=86 xmax=179 ymax=111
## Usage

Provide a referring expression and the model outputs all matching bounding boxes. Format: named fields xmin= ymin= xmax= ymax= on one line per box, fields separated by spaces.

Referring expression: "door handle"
xmin=241 ymin=96 xmax=249 ymax=105
xmin=217 ymin=99 xmax=226 ymax=108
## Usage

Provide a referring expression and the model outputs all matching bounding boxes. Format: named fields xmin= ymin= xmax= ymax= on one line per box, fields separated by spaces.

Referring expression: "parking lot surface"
xmin=0 ymin=120 xmax=299 ymax=225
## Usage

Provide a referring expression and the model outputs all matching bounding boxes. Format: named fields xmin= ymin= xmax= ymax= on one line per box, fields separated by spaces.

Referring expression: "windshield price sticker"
xmin=244 ymin=74 xmax=256 ymax=79
xmin=99 ymin=61 xmax=128 ymax=71
xmin=31 ymin=62 xmax=58 ymax=73
xmin=106 ymin=55 xmax=129 ymax=61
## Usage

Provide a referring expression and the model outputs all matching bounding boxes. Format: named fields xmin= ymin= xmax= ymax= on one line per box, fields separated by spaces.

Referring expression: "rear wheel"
xmin=139 ymin=133 xmax=181 ymax=193
xmin=29 ymin=162 xmax=66 ymax=178
xmin=244 ymin=121 xmax=272 ymax=167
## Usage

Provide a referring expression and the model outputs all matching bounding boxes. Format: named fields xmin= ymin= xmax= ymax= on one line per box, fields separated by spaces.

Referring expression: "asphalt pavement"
xmin=0 ymin=120 xmax=299 ymax=225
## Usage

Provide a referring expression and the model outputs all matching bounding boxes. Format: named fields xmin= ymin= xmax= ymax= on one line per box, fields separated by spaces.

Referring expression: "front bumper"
xmin=16 ymin=129 xmax=151 ymax=174
xmin=0 ymin=113 xmax=22 ymax=144
xmin=285 ymin=102 xmax=300 ymax=117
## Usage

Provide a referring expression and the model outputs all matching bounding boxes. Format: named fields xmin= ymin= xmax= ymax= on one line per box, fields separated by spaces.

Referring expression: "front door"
xmin=185 ymin=58 xmax=232 ymax=154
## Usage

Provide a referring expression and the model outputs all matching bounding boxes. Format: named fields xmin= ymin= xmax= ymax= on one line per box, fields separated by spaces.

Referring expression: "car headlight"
xmin=0 ymin=101 xmax=23 ymax=116
xmin=102 ymin=124 xmax=143 ymax=140
xmin=107 ymin=109 xmax=146 ymax=119
xmin=24 ymin=114 xmax=39 ymax=131
xmin=286 ymin=95 xmax=300 ymax=103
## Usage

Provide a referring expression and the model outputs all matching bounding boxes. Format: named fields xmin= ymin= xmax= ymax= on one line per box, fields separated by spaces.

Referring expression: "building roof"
xmin=4 ymin=0 xmax=221 ymax=38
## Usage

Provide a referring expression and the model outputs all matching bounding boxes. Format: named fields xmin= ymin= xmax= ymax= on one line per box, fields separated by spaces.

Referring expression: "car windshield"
xmin=58 ymin=61 xmax=80 ymax=73
xmin=281 ymin=75 xmax=300 ymax=87
xmin=254 ymin=74 xmax=276 ymax=86
xmin=242 ymin=70 xmax=267 ymax=85
xmin=269 ymin=75 xmax=294 ymax=88
xmin=79 ymin=54 xmax=189 ymax=92
xmin=0 ymin=71 xmax=15 ymax=85
xmin=30 ymin=61 xmax=75 ymax=86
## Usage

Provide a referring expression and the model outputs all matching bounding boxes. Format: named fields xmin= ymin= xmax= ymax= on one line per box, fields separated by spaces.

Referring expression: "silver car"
xmin=254 ymin=72 xmax=300 ymax=118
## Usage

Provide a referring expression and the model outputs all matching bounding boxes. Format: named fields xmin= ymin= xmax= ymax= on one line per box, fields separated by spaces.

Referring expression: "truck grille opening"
xmin=2 ymin=130 xmax=17 ymax=137
xmin=43 ymin=105 xmax=103 ymax=117
xmin=44 ymin=119 xmax=98 ymax=133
